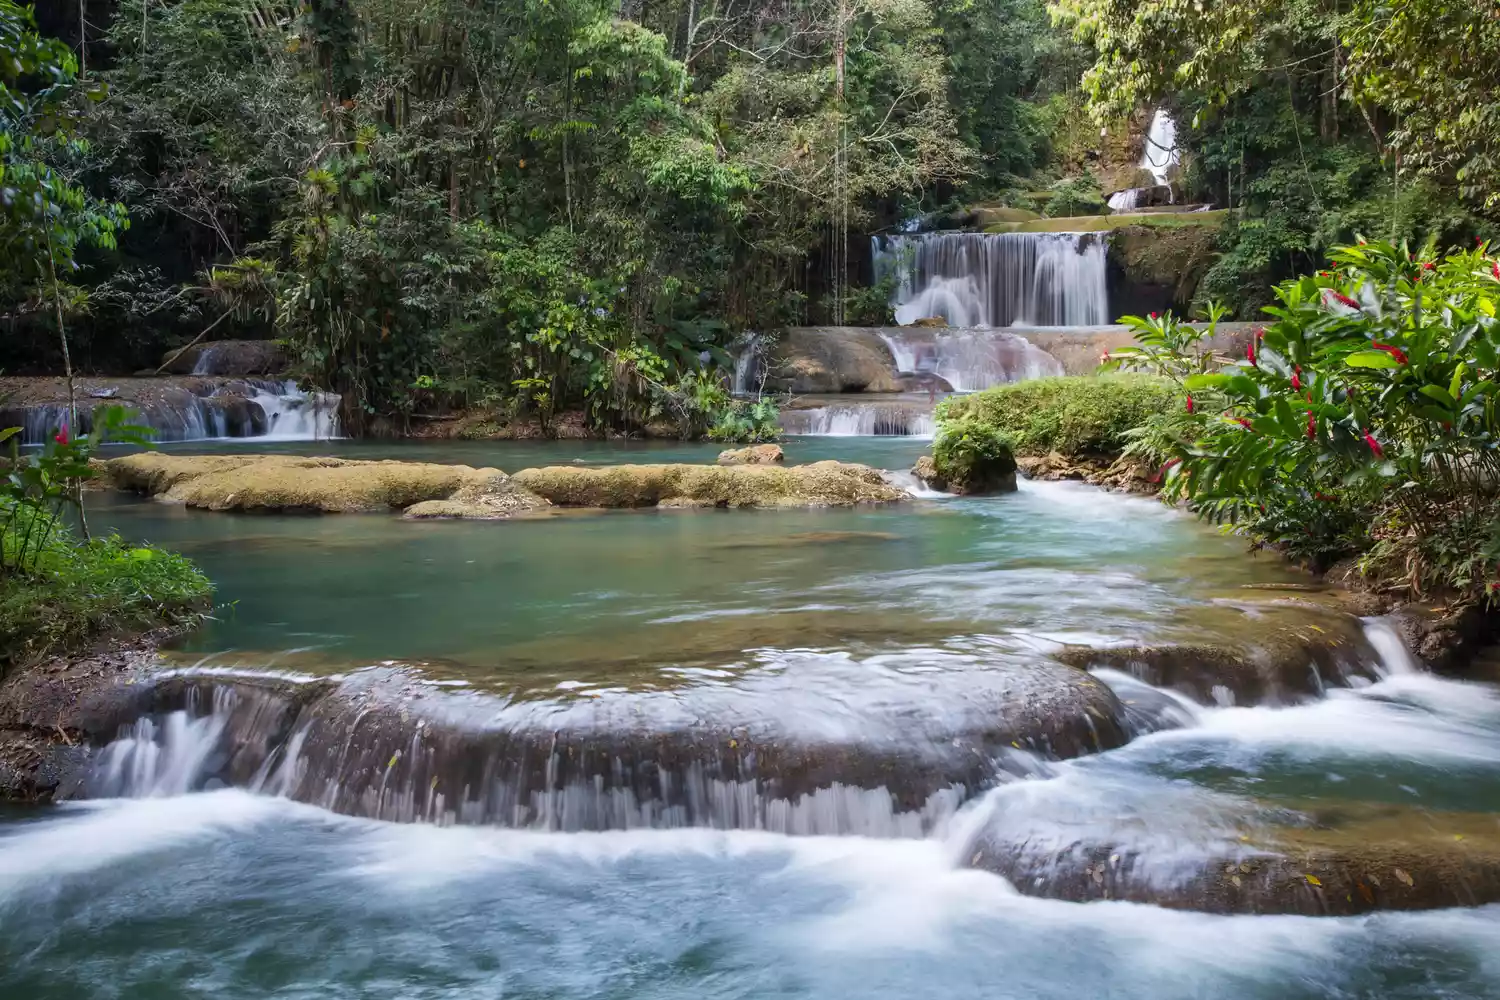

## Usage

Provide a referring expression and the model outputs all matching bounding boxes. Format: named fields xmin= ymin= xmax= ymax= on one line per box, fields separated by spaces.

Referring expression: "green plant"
xmin=1043 ymin=173 xmax=1106 ymax=218
xmin=938 ymin=374 xmax=1179 ymax=457
xmin=932 ymin=416 xmax=1016 ymax=492
xmin=1 ymin=405 xmax=153 ymax=573
xmin=1137 ymin=239 xmax=1500 ymax=588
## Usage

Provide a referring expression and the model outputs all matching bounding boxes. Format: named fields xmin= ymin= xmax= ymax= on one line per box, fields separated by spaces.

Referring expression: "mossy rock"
xmin=938 ymin=375 xmax=1179 ymax=459
xmin=965 ymin=803 xmax=1500 ymax=915
xmin=107 ymin=453 xmax=550 ymax=517
xmin=929 ymin=417 xmax=1017 ymax=495
xmin=511 ymin=461 xmax=904 ymax=508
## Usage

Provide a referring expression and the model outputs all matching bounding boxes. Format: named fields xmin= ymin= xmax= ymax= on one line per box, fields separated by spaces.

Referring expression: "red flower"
xmin=1150 ymin=311 xmax=1160 ymax=320
xmin=1362 ymin=431 xmax=1383 ymax=457
xmin=1424 ymin=261 xmax=1436 ymax=271
xmin=1492 ymin=261 xmax=1499 ymax=281
xmin=1319 ymin=271 xmax=1331 ymax=277
xmin=1246 ymin=341 xmax=1256 ymax=365
xmin=1306 ymin=411 xmax=1316 ymax=439
xmin=1101 ymin=351 xmax=1110 ymax=362
xmin=54 ymin=424 xmax=68 ymax=447
xmin=1235 ymin=417 xmax=1254 ymax=431
xmin=1372 ymin=342 xmax=1408 ymax=364
xmin=1291 ymin=366 xmax=1302 ymax=390
xmin=1330 ymin=291 xmax=1362 ymax=311
xmin=1185 ymin=394 xmax=1194 ymax=414
xmin=1151 ymin=457 xmax=1182 ymax=484
xmin=1315 ymin=491 xmax=1335 ymax=502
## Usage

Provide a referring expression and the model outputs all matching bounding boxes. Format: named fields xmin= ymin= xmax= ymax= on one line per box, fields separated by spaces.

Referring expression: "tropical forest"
xmin=2 ymin=0 xmax=1500 ymax=994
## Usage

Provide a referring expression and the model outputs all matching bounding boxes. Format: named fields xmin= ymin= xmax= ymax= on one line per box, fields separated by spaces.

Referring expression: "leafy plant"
xmin=938 ymin=374 xmax=1179 ymax=457
xmin=932 ymin=416 xmax=1016 ymax=492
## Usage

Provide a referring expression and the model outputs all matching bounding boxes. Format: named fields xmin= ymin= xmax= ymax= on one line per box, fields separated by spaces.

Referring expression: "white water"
xmin=875 ymin=328 xmax=1064 ymax=392
xmin=1107 ymin=188 xmax=1140 ymax=212
xmin=871 ymin=231 xmax=1109 ymax=328
xmin=1141 ymin=108 xmax=1180 ymax=187
xmin=779 ymin=404 xmax=936 ymax=437
xmin=248 ymin=380 xmax=341 ymax=440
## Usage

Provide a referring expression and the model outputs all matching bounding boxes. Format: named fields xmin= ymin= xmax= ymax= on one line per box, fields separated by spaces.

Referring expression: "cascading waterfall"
xmin=1107 ymin=108 xmax=1180 ymax=211
xmin=875 ymin=329 xmax=1064 ymax=392
xmin=6 ymin=380 xmax=340 ymax=444
xmin=870 ymin=231 xmax=1109 ymax=328
xmin=779 ymin=403 xmax=936 ymax=437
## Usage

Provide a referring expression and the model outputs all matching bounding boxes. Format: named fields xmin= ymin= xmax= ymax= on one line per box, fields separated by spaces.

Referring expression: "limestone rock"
xmin=716 ymin=443 xmax=785 ymax=466
xmin=160 ymin=339 xmax=287 ymax=376
xmin=107 ymin=453 xmax=548 ymax=517
xmin=910 ymin=316 xmax=948 ymax=328
xmin=512 ymin=461 xmax=904 ymax=509
xmin=763 ymin=327 xmax=901 ymax=394
xmin=911 ymin=455 xmax=947 ymax=492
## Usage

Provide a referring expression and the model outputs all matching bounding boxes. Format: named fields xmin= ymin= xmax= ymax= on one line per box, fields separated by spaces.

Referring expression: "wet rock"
xmin=763 ymin=327 xmax=905 ymax=394
xmin=910 ymin=317 xmax=948 ymax=328
xmin=964 ymin=804 xmax=1500 ymax=915
xmin=717 ymin=444 xmax=785 ymax=466
xmin=930 ymin=421 xmax=1018 ymax=495
xmin=911 ymin=455 xmax=946 ymax=491
xmin=511 ymin=461 xmax=904 ymax=508
xmin=160 ymin=340 xmax=288 ymax=376
xmin=1055 ymin=604 xmax=1381 ymax=706
xmin=108 ymin=453 xmax=547 ymax=516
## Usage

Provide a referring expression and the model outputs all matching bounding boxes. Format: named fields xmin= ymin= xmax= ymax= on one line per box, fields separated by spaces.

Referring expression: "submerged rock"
xmin=1055 ymin=603 xmax=1382 ymax=706
xmin=511 ymin=461 xmax=904 ymax=508
xmin=964 ymin=803 xmax=1500 ymax=915
xmin=9 ymin=651 xmax=1131 ymax=832
xmin=108 ymin=453 xmax=548 ymax=516
xmin=716 ymin=443 xmax=785 ymax=465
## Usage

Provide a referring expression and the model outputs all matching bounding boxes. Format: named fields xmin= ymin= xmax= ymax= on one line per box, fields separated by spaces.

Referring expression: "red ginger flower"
xmin=54 ymin=424 xmax=68 ymax=446
xmin=1362 ymin=431 xmax=1383 ymax=457
xmin=1372 ymin=342 xmax=1408 ymax=364
xmin=1246 ymin=340 xmax=1256 ymax=365
xmin=1185 ymin=394 xmax=1194 ymax=414
xmin=1330 ymin=291 xmax=1361 ymax=311
xmin=1306 ymin=411 xmax=1316 ymax=439
xmin=1235 ymin=417 xmax=1254 ymax=431
xmin=1291 ymin=366 xmax=1302 ymax=390
xmin=1493 ymin=261 xmax=1499 ymax=281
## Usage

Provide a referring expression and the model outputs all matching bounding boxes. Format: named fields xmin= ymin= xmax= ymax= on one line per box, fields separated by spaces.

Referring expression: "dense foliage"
xmin=939 ymin=373 xmax=1178 ymax=457
xmin=1109 ymin=241 xmax=1500 ymax=597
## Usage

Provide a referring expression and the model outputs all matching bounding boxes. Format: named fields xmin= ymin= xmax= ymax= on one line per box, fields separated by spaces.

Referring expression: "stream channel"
xmin=4 ymin=436 xmax=1500 ymax=998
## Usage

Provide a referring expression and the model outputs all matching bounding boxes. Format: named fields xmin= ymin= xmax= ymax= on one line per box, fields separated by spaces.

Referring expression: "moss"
xmin=931 ymin=418 xmax=1018 ymax=494
xmin=0 ymin=510 xmax=211 ymax=672
xmin=984 ymin=210 xmax=1231 ymax=234
xmin=511 ymin=462 xmax=903 ymax=508
xmin=939 ymin=374 xmax=1179 ymax=458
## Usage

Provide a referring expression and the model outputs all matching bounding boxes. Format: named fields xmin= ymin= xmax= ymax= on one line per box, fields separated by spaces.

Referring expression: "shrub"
xmin=938 ymin=374 xmax=1179 ymax=457
xmin=1117 ymin=238 xmax=1500 ymax=592
xmin=932 ymin=417 xmax=1017 ymax=494
xmin=0 ymin=507 xmax=212 ymax=671
xmin=1044 ymin=174 xmax=1107 ymax=218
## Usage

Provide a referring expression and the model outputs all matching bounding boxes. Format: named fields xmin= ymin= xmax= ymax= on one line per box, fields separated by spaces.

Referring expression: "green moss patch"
xmin=938 ymin=375 xmax=1179 ymax=458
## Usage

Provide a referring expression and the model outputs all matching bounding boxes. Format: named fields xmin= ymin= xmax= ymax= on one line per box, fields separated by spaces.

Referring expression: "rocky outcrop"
xmin=1054 ymin=603 xmax=1381 ymax=706
xmin=0 ymin=375 xmax=287 ymax=444
xmin=964 ymin=802 xmax=1500 ymax=915
xmin=159 ymin=339 xmax=288 ymax=376
xmin=512 ymin=461 xmax=905 ymax=508
xmin=1106 ymin=222 xmax=1223 ymax=318
xmin=717 ymin=444 xmax=785 ymax=465
xmin=763 ymin=327 xmax=906 ymax=394
xmin=108 ymin=453 xmax=551 ymax=518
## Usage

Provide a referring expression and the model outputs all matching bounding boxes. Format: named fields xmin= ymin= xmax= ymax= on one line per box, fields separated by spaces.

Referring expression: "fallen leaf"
xmin=1304 ymin=874 xmax=1323 ymax=887
xmin=1394 ymin=868 xmax=1414 ymax=887
xmin=1231 ymin=875 xmax=1242 ymax=888
xmin=1358 ymin=882 xmax=1374 ymax=904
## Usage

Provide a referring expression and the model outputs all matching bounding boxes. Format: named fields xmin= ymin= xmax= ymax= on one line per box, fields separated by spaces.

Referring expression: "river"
xmin=3 ymin=437 xmax=1499 ymax=998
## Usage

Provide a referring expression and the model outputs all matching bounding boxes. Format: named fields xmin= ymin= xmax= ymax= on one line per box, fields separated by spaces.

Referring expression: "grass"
xmin=0 ymin=504 xmax=212 ymax=672
xmin=983 ymin=209 xmax=1231 ymax=234
xmin=938 ymin=374 xmax=1180 ymax=458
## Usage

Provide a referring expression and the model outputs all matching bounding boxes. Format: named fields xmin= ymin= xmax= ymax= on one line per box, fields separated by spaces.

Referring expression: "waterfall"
xmin=871 ymin=232 xmax=1109 ymax=328
xmin=5 ymin=379 xmax=340 ymax=444
xmin=779 ymin=403 xmax=936 ymax=437
xmin=874 ymin=329 xmax=1064 ymax=393
xmin=1107 ymin=188 xmax=1140 ymax=212
xmin=1141 ymin=108 xmax=1179 ymax=186
xmin=730 ymin=331 xmax=767 ymax=396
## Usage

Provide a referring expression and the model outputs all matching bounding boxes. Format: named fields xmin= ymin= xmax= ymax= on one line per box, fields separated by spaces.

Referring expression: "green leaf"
xmin=1419 ymin=385 xmax=1457 ymax=408
xmin=1183 ymin=373 xmax=1230 ymax=390
xmin=1345 ymin=351 xmax=1401 ymax=369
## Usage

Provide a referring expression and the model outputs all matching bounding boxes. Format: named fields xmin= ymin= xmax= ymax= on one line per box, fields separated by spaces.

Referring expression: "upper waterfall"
xmin=870 ymin=231 xmax=1109 ymax=328
xmin=1141 ymin=108 xmax=1179 ymax=186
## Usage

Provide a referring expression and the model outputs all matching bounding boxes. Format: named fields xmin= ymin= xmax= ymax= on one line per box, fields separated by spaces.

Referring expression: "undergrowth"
xmin=937 ymin=374 xmax=1179 ymax=457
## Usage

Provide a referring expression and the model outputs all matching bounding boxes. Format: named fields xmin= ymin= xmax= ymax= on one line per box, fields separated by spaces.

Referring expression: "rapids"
xmin=4 ymin=437 xmax=1500 ymax=997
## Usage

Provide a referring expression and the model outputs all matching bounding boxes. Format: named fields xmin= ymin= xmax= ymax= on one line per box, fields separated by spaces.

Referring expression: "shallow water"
xmin=7 ymin=437 xmax=1500 ymax=997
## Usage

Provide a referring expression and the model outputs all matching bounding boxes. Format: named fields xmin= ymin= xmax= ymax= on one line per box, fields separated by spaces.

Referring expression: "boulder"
xmin=1106 ymin=223 xmax=1223 ymax=318
xmin=910 ymin=317 xmax=948 ymax=329
xmin=1054 ymin=602 xmax=1381 ymax=706
xmin=160 ymin=340 xmax=288 ymax=376
xmin=964 ymin=803 xmax=1500 ymax=915
xmin=107 ymin=453 xmax=548 ymax=517
xmin=717 ymin=443 xmax=785 ymax=466
xmin=930 ymin=417 xmax=1018 ymax=495
xmin=764 ymin=327 xmax=902 ymax=394
xmin=511 ymin=461 xmax=904 ymax=508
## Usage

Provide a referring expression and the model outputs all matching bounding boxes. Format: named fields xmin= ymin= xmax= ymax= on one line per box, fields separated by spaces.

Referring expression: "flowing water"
xmin=5 ymin=436 xmax=1500 ymax=997
xmin=870 ymin=232 xmax=1110 ymax=328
